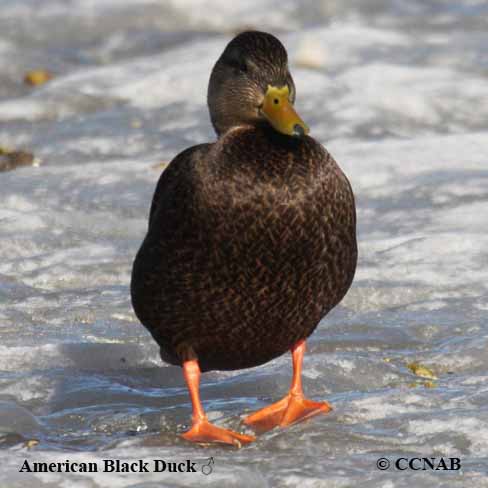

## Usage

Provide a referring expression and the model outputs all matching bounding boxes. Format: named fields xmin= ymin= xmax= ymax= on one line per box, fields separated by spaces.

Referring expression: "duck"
xmin=131 ymin=30 xmax=357 ymax=447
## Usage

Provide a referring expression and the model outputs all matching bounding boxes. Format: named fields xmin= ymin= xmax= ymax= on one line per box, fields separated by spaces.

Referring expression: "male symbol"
xmin=201 ymin=457 xmax=214 ymax=475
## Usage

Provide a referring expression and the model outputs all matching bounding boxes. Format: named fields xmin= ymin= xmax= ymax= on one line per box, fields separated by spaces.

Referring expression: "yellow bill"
xmin=261 ymin=85 xmax=309 ymax=137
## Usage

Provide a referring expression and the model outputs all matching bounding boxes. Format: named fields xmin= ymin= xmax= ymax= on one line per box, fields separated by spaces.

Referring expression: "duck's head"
xmin=208 ymin=31 xmax=309 ymax=138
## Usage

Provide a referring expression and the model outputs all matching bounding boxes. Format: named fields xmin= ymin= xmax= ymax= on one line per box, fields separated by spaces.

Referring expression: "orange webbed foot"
xmin=244 ymin=393 xmax=332 ymax=433
xmin=181 ymin=419 xmax=255 ymax=447
xmin=280 ymin=395 xmax=332 ymax=426
xmin=181 ymin=359 xmax=256 ymax=447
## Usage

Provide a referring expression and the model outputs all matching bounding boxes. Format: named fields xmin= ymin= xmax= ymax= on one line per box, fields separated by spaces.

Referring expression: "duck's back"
xmin=131 ymin=127 xmax=357 ymax=372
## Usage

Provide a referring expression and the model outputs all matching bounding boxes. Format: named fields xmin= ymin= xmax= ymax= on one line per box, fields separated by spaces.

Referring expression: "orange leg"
xmin=244 ymin=340 xmax=332 ymax=433
xmin=180 ymin=359 xmax=255 ymax=447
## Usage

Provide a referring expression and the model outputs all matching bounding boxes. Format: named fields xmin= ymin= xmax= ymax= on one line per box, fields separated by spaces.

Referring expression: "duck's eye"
xmin=273 ymin=98 xmax=279 ymax=105
xmin=234 ymin=63 xmax=247 ymax=74
xmin=228 ymin=59 xmax=247 ymax=74
xmin=223 ymin=47 xmax=248 ymax=74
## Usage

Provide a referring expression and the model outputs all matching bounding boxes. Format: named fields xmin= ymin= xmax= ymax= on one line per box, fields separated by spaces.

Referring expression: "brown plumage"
xmin=130 ymin=31 xmax=357 ymax=445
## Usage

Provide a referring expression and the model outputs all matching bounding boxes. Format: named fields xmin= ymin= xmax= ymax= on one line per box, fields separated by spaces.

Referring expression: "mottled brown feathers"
xmin=131 ymin=125 xmax=357 ymax=372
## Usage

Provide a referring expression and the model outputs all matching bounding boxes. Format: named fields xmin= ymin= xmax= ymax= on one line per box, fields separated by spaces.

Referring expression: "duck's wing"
xmin=131 ymin=142 xmax=212 ymax=346
xmin=148 ymin=143 xmax=211 ymax=228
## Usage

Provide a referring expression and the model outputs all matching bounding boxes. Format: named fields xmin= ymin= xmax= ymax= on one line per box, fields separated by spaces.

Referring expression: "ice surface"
xmin=1 ymin=0 xmax=488 ymax=487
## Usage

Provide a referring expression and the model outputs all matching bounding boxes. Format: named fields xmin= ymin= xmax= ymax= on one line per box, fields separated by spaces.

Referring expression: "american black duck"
xmin=131 ymin=31 xmax=357 ymax=446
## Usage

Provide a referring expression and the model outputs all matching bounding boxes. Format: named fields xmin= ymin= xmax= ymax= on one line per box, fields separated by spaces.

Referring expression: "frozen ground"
xmin=1 ymin=0 xmax=488 ymax=487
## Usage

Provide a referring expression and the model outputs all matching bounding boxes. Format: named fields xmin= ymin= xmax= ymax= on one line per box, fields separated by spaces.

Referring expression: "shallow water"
xmin=1 ymin=1 xmax=488 ymax=487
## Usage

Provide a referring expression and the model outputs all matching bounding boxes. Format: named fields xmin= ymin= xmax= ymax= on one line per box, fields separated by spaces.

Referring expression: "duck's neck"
xmin=214 ymin=120 xmax=272 ymax=139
